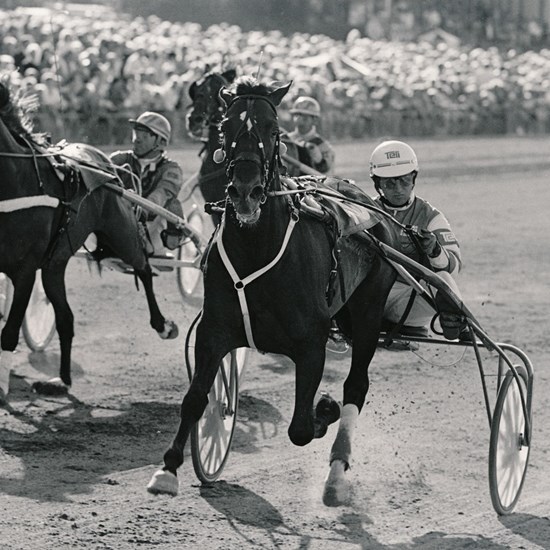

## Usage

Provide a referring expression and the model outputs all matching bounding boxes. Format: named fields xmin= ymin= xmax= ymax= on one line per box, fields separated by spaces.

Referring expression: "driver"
xmin=369 ymin=140 xmax=467 ymax=342
xmin=286 ymin=96 xmax=335 ymax=175
xmin=110 ymin=111 xmax=186 ymax=254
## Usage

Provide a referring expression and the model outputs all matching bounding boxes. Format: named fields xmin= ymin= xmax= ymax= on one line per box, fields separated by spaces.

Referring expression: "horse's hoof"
xmin=32 ymin=378 xmax=70 ymax=396
xmin=322 ymin=460 xmax=350 ymax=507
xmin=0 ymin=388 xmax=7 ymax=406
xmin=316 ymin=393 xmax=341 ymax=426
xmin=159 ymin=320 xmax=179 ymax=340
xmin=147 ymin=469 xmax=178 ymax=496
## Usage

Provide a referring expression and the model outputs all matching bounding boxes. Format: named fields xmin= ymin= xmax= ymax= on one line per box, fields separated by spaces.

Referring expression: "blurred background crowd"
xmin=1 ymin=0 xmax=550 ymax=144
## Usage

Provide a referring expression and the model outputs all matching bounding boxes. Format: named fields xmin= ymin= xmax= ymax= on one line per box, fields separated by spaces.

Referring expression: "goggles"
xmin=377 ymin=173 xmax=415 ymax=189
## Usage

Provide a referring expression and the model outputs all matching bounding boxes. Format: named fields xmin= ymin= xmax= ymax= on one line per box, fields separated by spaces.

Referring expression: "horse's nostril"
xmin=249 ymin=186 xmax=264 ymax=201
xmin=227 ymin=185 xmax=239 ymax=201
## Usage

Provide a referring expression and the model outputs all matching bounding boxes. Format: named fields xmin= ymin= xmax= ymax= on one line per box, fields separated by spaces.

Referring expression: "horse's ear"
xmin=268 ymin=81 xmax=292 ymax=107
xmin=222 ymin=68 xmax=237 ymax=84
xmin=188 ymin=81 xmax=197 ymax=100
xmin=219 ymin=86 xmax=233 ymax=108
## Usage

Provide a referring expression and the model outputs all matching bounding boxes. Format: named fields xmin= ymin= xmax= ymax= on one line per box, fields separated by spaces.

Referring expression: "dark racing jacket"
xmin=109 ymin=150 xmax=183 ymax=217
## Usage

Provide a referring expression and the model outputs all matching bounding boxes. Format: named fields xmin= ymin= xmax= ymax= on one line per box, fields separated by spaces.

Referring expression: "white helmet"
xmin=369 ymin=140 xmax=418 ymax=178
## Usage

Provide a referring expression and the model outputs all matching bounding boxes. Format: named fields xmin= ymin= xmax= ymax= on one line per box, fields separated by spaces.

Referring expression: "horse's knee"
xmin=288 ymin=416 xmax=315 ymax=447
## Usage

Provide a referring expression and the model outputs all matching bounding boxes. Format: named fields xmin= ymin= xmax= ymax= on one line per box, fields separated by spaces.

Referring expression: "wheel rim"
xmin=494 ymin=376 xmax=529 ymax=510
xmin=177 ymin=210 xmax=204 ymax=296
xmin=23 ymin=271 xmax=56 ymax=350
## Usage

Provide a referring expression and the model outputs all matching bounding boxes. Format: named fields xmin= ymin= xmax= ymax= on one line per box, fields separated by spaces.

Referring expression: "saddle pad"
xmin=285 ymin=175 xmax=384 ymax=237
xmin=57 ymin=143 xmax=118 ymax=191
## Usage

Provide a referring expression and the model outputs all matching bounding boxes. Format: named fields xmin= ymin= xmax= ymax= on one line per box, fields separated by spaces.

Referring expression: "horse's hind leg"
xmin=34 ymin=264 xmax=74 ymax=393
xmin=133 ymin=264 xmax=178 ymax=339
xmin=96 ymin=214 xmax=178 ymax=339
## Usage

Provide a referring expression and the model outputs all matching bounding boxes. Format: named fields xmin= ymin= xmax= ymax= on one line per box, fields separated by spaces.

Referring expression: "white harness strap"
xmin=0 ymin=196 xmax=59 ymax=213
xmin=216 ymin=215 xmax=297 ymax=349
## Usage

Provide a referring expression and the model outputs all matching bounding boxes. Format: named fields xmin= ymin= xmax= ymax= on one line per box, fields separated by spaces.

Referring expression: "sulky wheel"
xmin=176 ymin=209 xmax=204 ymax=302
xmin=186 ymin=318 xmax=248 ymax=483
xmin=22 ymin=270 xmax=56 ymax=352
xmin=488 ymin=366 xmax=531 ymax=515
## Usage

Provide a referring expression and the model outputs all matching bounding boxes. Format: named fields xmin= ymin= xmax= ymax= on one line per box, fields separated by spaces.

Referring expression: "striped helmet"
xmin=369 ymin=140 xmax=418 ymax=178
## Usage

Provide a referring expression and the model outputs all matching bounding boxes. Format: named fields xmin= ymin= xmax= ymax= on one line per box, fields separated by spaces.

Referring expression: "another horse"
xmin=0 ymin=79 xmax=178 ymax=399
xmin=147 ymin=76 xmax=400 ymax=505
xmin=186 ymin=69 xmax=237 ymax=226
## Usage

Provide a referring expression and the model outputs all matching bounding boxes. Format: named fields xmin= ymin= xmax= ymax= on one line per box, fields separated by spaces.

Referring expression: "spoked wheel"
xmin=186 ymin=317 xmax=248 ymax=483
xmin=489 ymin=366 xmax=531 ymax=515
xmin=177 ymin=209 xmax=204 ymax=301
xmin=22 ymin=270 xmax=56 ymax=352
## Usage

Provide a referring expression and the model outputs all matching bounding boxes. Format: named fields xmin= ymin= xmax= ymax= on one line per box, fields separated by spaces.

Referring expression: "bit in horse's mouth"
xmin=235 ymin=208 xmax=261 ymax=226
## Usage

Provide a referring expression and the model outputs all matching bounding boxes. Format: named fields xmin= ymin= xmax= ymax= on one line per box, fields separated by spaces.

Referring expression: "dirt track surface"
xmin=1 ymin=137 xmax=550 ymax=549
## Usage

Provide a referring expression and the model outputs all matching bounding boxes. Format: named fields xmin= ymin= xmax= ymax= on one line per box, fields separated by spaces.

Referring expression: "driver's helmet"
xmin=369 ymin=140 xmax=418 ymax=178
xmin=290 ymin=96 xmax=321 ymax=118
xmin=129 ymin=111 xmax=171 ymax=143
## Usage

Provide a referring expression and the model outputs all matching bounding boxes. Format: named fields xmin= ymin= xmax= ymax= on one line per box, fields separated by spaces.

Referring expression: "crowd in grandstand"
xmin=1 ymin=6 xmax=550 ymax=144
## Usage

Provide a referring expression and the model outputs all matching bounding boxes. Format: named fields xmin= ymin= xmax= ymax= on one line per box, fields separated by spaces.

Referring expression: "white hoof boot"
xmin=147 ymin=469 xmax=178 ymax=496
xmin=323 ymin=460 xmax=350 ymax=507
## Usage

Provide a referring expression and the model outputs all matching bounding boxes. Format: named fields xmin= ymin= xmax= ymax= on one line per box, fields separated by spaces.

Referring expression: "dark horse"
xmin=0 ymin=79 xmax=178 ymax=400
xmin=147 ymin=76 xmax=398 ymax=505
xmin=185 ymin=68 xmax=302 ymax=225
xmin=186 ymin=68 xmax=237 ymax=226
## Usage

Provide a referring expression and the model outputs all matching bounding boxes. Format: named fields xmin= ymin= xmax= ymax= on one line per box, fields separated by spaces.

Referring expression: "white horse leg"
xmin=323 ymin=403 xmax=359 ymax=506
xmin=147 ymin=469 xmax=179 ymax=496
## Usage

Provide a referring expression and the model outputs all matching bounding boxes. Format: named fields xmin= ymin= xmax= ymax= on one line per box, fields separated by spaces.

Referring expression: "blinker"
xmin=279 ymin=142 xmax=287 ymax=156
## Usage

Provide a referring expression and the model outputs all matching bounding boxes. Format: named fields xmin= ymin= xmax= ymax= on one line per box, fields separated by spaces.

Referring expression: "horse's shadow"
xmin=0 ymin=374 xmax=181 ymax=503
xmin=198 ymin=482 xmax=508 ymax=549
xmin=232 ymin=392 xmax=284 ymax=454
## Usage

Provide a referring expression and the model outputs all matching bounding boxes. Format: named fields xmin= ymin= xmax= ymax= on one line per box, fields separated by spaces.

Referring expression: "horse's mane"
xmin=231 ymin=75 xmax=273 ymax=97
xmin=0 ymin=76 xmax=48 ymax=146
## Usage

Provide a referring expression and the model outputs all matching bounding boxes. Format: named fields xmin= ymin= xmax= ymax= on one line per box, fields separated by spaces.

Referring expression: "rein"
xmin=269 ymin=186 xmax=412 ymax=233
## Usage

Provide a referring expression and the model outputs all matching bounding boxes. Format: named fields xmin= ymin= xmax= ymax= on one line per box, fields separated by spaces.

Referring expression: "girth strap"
xmin=216 ymin=215 xmax=298 ymax=349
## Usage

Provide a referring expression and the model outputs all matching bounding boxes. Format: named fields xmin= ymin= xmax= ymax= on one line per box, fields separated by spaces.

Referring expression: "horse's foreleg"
xmin=324 ymin=266 xmax=393 ymax=506
xmin=147 ymin=330 xmax=225 ymax=496
xmin=135 ymin=266 xmax=178 ymax=339
xmin=288 ymin=344 xmax=327 ymax=447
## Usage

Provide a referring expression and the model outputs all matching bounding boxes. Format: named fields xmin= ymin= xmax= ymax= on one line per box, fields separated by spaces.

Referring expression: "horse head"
xmin=218 ymin=76 xmax=291 ymax=225
xmin=186 ymin=69 xmax=237 ymax=140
